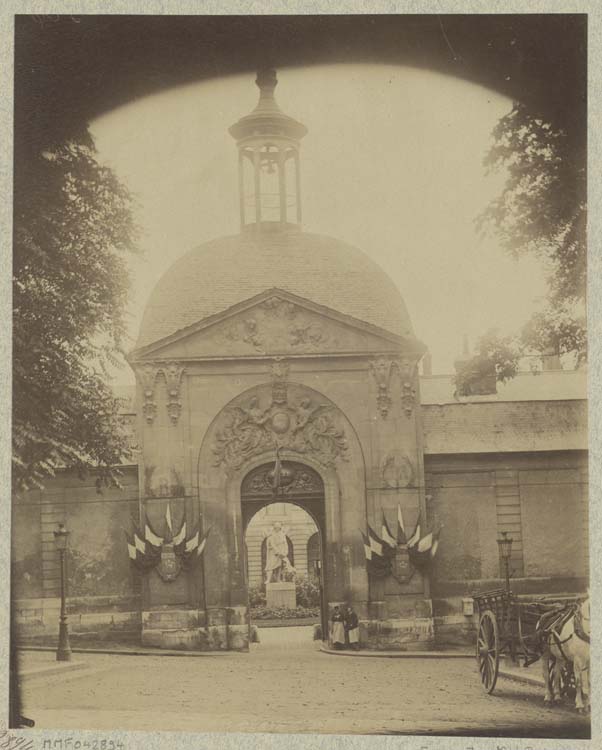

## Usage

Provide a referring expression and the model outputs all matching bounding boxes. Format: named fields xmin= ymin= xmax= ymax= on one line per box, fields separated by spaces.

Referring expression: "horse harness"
xmin=537 ymin=603 xmax=589 ymax=663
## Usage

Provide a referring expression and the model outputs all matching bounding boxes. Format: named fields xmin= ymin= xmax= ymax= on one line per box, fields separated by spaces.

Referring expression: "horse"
xmin=540 ymin=598 xmax=590 ymax=713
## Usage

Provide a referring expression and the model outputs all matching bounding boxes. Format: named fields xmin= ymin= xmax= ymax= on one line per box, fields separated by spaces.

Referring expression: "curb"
xmin=18 ymin=645 xmax=220 ymax=658
xmin=498 ymin=667 xmax=545 ymax=688
xmin=19 ymin=661 xmax=88 ymax=681
xmin=320 ymin=645 xmax=473 ymax=658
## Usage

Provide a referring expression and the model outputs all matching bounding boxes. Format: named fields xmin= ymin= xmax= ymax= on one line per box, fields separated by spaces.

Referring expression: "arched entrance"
xmin=194 ymin=379 xmax=370 ymax=652
xmin=240 ymin=461 xmax=328 ymax=639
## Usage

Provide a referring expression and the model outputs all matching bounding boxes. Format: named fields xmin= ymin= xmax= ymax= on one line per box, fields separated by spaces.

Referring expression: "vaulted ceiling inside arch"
xmin=15 ymin=14 xmax=585 ymax=153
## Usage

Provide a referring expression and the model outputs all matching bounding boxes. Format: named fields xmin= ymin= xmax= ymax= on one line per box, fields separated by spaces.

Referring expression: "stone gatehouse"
xmin=11 ymin=71 xmax=588 ymax=652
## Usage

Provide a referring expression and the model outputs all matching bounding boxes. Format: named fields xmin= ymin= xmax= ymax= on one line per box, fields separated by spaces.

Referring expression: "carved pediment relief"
xmin=136 ymin=293 xmax=401 ymax=359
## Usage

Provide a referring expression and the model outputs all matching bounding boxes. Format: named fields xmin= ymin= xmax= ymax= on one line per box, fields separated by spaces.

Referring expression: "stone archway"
xmin=241 ymin=460 xmax=328 ymax=638
xmin=195 ymin=379 xmax=369 ymax=650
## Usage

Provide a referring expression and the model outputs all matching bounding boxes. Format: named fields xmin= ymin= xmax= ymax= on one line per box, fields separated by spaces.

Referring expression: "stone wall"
xmin=426 ymin=450 xmax=588 ymax=645
xmin=12 ymin=466 xmax=141 ymax=643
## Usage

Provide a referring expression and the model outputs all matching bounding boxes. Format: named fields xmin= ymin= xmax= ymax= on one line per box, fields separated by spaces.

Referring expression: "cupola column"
xmin=229 ymin=69 xmax=308 ymax=233
xmin=278 ymin=148 xmax=287 ymax=223
xmin=295 ymin=150 xmax=302 ymax=224
xmin=253 ymin=148 xmax=262 ymax=224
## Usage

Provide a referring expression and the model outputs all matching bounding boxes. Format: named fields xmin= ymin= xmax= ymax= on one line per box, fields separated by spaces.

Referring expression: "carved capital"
xmin=369 ymin=357 xmax=395 ymax=418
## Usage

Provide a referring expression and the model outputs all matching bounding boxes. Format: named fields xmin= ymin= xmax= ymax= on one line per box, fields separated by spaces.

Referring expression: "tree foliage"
xmin=454 ymin=329 xmax=519 ymax=398
xmin=13 ymin=136 xmax=138 ymax=493
xmin=457 ymin=102 xmax=586 ymax=394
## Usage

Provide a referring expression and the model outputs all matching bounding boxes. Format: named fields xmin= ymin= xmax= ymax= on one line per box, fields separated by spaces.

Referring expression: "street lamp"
xmin=497 ymin=531 xmax=513 ymax=593
xmin=53 ymin=523 xmax=72 ymax=661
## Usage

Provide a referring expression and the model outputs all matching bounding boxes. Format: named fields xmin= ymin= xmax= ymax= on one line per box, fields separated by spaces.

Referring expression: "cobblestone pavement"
xmin=19 ymin=627 xmax=590 ymax=737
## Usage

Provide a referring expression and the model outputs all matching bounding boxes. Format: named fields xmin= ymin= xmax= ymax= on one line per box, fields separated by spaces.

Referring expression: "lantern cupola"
xmin=229 ymin=69 xmax=307 ymax=231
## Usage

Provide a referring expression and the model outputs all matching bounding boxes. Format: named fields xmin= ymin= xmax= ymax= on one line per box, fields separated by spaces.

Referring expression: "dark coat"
xmin=344 ymin=610 xmax=359 ymax=630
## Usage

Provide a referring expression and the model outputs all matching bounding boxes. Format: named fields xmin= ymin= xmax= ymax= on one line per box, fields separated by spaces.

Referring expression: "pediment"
xmin=131 ymin=289 xmax=406 ymax=361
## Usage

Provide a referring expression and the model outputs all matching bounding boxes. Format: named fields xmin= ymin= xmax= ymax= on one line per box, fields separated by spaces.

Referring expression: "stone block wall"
xmin=426 ymin=450 xmax=589 ymax=645
xmin=12 ymin=466 xmax=142 ymax=644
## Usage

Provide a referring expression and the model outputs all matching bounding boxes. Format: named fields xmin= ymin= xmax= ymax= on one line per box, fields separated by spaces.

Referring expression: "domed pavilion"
xmin=11 ymin=71 xmax=588 ymax=656
xmin=128 ymin=69 xmax=435 ymax=651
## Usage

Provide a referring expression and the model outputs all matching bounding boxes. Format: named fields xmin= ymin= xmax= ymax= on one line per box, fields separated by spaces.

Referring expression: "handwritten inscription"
xmin=42 ymin=741 xmax=125 ymax=750
xmin=0 ymin=731 xmax=33 ymax=750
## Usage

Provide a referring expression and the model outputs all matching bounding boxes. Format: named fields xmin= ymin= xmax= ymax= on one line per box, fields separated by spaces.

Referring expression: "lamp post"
xmin=497 ymin=531 xmax=513 ymax=593
xmin=53 ymin=523 xmax=72 ymax=661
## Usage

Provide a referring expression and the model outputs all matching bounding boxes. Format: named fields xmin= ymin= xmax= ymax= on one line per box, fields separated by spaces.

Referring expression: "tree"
xmin=13 ymin=134 xmax=138 ymax=493
xmin=456 ymin=102 xmax=586 ymax=394
xmin=454 ymin=329 xmax=519 ymax=398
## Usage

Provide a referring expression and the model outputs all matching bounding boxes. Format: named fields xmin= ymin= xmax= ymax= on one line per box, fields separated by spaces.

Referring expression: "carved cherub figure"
xmin=246 ymin=396 xmax=270 ymax=426
xmin=293 ymin=398 xmax=317 ymax=434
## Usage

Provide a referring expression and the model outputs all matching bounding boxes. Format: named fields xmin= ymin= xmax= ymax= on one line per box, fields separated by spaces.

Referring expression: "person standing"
xmin=345 ymin=605 xmax=360 ymax=650
xmin=331 ymin=605 xmax=345 ymax=650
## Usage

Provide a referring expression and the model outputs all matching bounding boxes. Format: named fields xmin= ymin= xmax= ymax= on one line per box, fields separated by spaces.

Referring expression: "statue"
xmin=264 ymin=522 xmax=294 ymax=583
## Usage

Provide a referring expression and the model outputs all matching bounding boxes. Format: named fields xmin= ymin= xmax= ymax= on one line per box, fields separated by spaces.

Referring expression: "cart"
xmin=473 ymin=588 xmax=578 ymax=695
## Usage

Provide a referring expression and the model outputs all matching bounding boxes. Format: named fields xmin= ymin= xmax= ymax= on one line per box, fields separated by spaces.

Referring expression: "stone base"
xmin=266 ymin=581 xmax=296 ymax=609
xmin=13 ymin=596 xmax=142 ymax=642
xmin=141 ymin=607 xmax=249 ymax=651
xmin=359 ymin=617 xmax=435 ymax=650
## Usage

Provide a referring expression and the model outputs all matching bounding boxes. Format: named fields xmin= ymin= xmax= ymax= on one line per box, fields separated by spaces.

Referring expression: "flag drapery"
xmin=125 ymin=502 xmax=210 ymax=576
xmin=361 ymin=505 xmax=441 ymax=580
xmin=124 ymin=529 xmax=160 ymax=572
xmin=144 ymin=523 xmax=163 ymax=548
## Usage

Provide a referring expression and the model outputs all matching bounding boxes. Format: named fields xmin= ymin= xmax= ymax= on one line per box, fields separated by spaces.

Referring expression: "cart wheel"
xmin=477 ymin=609 xmax=500 ymax=694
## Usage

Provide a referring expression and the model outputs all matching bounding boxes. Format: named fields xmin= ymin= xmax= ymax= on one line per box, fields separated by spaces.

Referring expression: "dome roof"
xmin=136 ymin=230 xmax=413 ymax=350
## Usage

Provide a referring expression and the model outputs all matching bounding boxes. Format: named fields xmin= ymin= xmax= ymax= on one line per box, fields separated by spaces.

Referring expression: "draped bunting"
xmin=361 ymin=505 xmax=441 ymax=579
xmin=124 ymin=502 xmax=210 ymax=575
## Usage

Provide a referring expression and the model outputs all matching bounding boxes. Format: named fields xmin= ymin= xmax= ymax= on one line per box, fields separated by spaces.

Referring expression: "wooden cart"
xmin=473 ymin=588 xmax=577 ymax=695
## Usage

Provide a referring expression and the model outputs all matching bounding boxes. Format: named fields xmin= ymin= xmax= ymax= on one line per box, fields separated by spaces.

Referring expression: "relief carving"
xmin=369 ymin=357 xmax=395 ymax=418
xmin=224 ymin=317 xmax=263 ymax=350
xmin=137 ymin=363 xmax=159 ymax=424
xmin=262 ymin=296 xmax=297 ymax=318
xmin=394 ymin=358 xmax=418 ymax=417
xmin=135 ymin=361 xmax=185 ymax=425
xmin=381 ymin=451 xmax=414 ymax=488
xmin=221 ymin=295 xmax=337 ymax=353
xmin=241 ymin=461 xmax=323 ymax=497
xmin=161 ymin=362 xmax=185 ymax=425
xmin=213 ymin=391 xmax=348 ymax=470
xmin=270 ymin=358 xmax=290 ymax=405
xmin=289 ymin=322 xmax=325 ymax=347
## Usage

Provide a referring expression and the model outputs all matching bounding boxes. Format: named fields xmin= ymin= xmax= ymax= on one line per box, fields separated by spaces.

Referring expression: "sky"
xmin=90 ymin=64 xmax=548 ymax=385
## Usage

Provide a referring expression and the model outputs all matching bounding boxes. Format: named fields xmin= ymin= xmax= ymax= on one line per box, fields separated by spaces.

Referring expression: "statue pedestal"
xmin=266 ymin=581 xmax=296 ymax=609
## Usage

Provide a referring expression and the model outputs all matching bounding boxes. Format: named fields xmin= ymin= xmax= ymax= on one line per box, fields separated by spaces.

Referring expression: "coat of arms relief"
xmin=212 ymin=364 xmax=349 ymax=470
